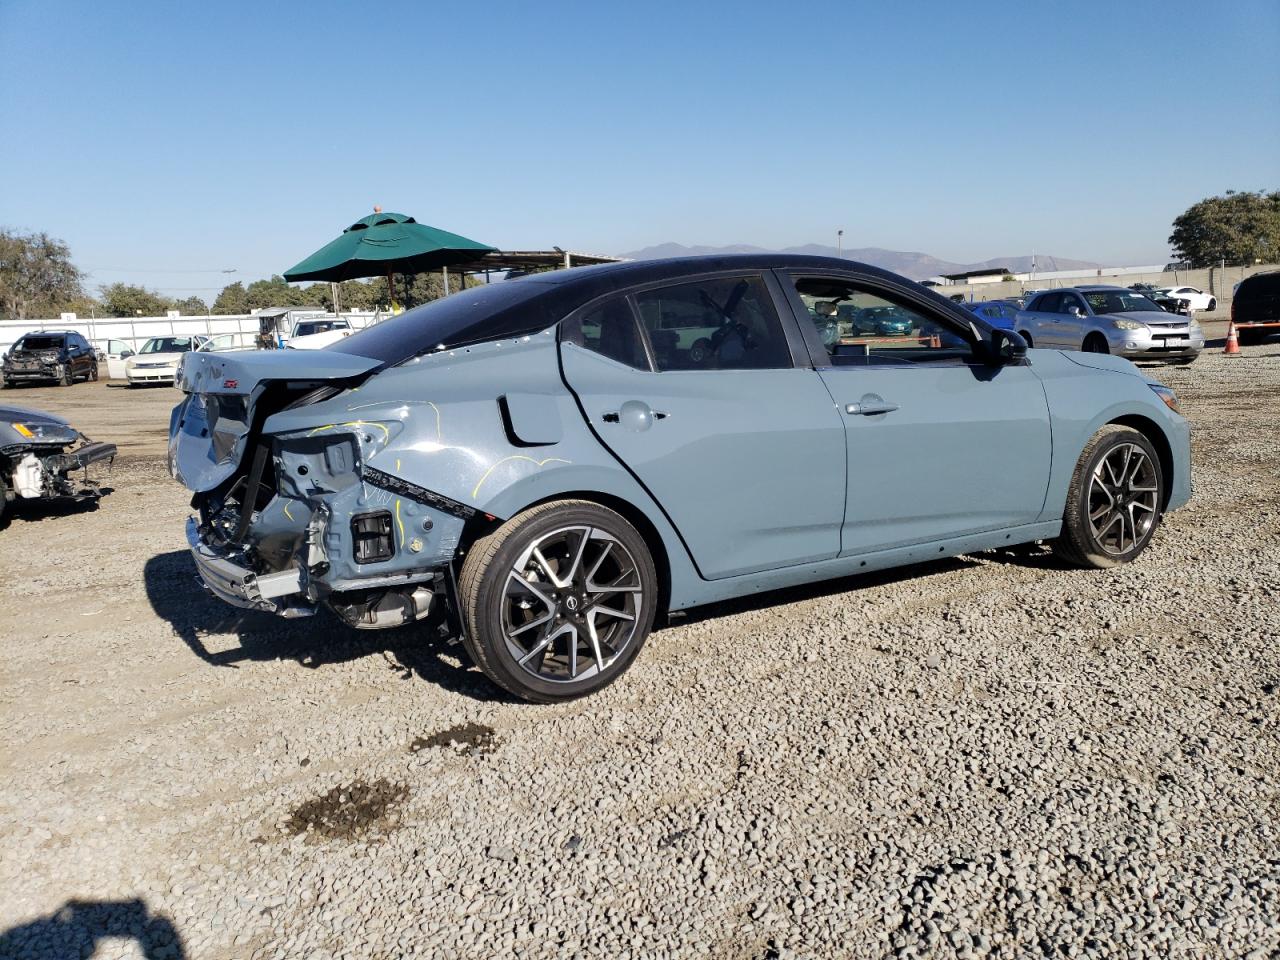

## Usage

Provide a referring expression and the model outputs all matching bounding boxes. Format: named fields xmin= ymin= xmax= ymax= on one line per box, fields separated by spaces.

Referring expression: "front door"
xmin=783 ymin=274 xmax=1053 ymax=556
xmin=106 ymin=339 xmax=133 ymax=380
xmin=560 ymin=275 xmax=847 ymax=580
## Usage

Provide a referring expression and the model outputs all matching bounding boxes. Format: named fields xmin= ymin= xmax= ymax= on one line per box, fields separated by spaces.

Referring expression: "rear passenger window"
xmin=634 ymin=276 xmax=791 ymax=371
xmin=1037 ymin=293 xmax=1063 ymax=313
xmin=566 ymin=298 xmax=648 ymax=369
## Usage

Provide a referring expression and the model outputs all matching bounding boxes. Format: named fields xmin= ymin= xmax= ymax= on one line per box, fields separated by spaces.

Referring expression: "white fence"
xmin=0 ymin=311 xmax=384 ymax=355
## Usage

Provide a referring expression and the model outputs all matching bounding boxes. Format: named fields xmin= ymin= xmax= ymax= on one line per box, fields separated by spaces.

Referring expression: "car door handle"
xmin=602 ymin=402 xmax=668 ymax=429
xmin=846 ymin=400 xmax=899 ymax=416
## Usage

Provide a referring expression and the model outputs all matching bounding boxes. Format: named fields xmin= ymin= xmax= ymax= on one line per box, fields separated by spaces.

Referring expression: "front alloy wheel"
xmin=459 ymin=500 xmax=658 ymax=702
xmin=1054 ymin=425 xmax=1164 ymax=568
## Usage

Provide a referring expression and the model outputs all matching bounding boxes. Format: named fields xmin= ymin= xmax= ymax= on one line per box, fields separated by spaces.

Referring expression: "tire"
xmin=1082 ymin=334 xmax=1109 ymax=354
xmin=0 ymin=468 xmax=9 ymax=530
xmin=1237 ymin=328 xmax=1264 ymax=347
xmin=1053 ymin=425 xmax=1164 ymax=569
xmin=88 ymin=362 xmax=99 ymax=382
xmin=1018 ymin=332 xmax=1033 ymax=348
xmin=458 ymin=499 xmax=658 ymax=703
xmin=59 ymin=365 xmax=73 ymax=387
xmin=1208 ymin=298 xmax=1217 ymax=312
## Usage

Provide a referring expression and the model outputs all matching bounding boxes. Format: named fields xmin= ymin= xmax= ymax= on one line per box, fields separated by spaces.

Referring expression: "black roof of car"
xmin=515 ymin=254 xmax=913 ymax=292
xmin=332 ymin=255 xmax=988 ymax=366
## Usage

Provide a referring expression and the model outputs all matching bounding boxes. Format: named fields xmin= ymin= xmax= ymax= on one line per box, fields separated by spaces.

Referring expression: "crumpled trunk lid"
xmin=169 ymin=349 xmax=381 ymax=492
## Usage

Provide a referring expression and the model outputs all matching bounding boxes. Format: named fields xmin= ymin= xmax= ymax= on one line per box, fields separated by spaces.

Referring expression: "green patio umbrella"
xmin=283 ymin=209 xmax=497 ymax=300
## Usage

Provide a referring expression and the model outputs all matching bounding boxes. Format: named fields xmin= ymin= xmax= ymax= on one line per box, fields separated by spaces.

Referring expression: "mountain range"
xmin=618 ymin=242 xmax=1100 ymax=281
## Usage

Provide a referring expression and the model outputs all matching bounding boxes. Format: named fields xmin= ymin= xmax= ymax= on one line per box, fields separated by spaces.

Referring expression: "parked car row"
xmin=957 ymin=285 xmax=1207 ymax=364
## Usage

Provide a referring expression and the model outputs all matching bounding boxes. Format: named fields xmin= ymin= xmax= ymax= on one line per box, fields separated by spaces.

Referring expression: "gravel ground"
xmin=2 ymin=342 xmax=1278 ymax=959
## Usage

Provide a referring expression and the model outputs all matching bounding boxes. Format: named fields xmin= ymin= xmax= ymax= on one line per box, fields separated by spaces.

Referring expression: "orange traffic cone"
xmin=1224 ymin=321 xmax=1241 ymax=356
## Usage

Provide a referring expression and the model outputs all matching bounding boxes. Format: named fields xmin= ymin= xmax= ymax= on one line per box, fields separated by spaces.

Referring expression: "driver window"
xmin=634 ymin=276 xmax=791 ymax=371
xmin=789 ymin=277 xmax=972 ymax=365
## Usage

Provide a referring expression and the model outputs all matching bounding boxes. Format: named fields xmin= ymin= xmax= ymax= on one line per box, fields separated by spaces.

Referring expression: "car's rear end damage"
xmin=170 ymin=345 xmax=548 ymax=629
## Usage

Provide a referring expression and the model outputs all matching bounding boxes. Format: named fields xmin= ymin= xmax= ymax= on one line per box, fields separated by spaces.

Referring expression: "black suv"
xmin=2 ymin=331 xmax=99 ymax=387
xmin=1233 ymin=271 xmax=1280 ymax=346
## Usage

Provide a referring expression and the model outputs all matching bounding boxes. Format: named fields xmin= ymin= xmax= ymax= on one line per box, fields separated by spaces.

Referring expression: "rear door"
xmin=559 ymin=273 xmax=847 ymax=580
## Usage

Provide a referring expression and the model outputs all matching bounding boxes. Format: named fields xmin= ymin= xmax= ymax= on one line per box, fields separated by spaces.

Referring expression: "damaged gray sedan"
xmin=170 ymin=255 xmax=1190 ymax=702
xmin=1 ymin=404 xmax=116 ymax=525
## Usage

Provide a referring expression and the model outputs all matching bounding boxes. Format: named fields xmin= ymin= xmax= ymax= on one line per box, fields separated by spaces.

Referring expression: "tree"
xmin=244 ymin=275 xmax=318 ymax=311
xmin=1169 ymin=190 xmax=1280 ymax=267
xmin=174 ymin=296 xmax=209 ymax=315
xmin=212 ymin=281 xmax=249 ymax=314
xmin=0 ymin=229 xmax=85 ymax=319
xmin=100 ymin=282 xmax=173 ymax=317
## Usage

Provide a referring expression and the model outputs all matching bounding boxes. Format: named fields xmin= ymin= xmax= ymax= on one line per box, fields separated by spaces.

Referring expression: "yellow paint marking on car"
xmin=471 ymin=456 xmax=570 ymax=499
xmin=396 ymin=498 xmax=405 ymax=545
xmin=306 ymin=420 xmax=391 ymax=442
xmin=283 ymin=502 xmax=294 ymax=521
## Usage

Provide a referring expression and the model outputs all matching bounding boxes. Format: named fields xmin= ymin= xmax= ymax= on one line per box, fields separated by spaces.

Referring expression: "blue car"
xmin=964 ymin=300 xmax=1020 ymax=330
xmin=169 ymin=256 xmax=1191 ymax=702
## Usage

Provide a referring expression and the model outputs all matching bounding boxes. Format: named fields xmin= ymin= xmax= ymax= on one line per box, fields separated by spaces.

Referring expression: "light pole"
xmin=837 ymin=229 xmax=844 ymax=258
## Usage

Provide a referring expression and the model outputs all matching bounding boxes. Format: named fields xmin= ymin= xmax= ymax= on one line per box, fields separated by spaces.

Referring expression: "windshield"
xmin=141 ymin=337 xmax=196 ymax=354
xmin=295 ymin=320 xmax=347 ymax=336
xmin=328 ymin=282 xmax=567 ymax=364
xmin=1083 ymin=291 xmax=1166 ymax=314
xmin=16 ymin=335 xmax=65 ymax=351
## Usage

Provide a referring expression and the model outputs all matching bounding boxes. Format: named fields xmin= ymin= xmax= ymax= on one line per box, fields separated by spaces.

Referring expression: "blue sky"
xmin=2 ymin=0 xmax=1277 ymax=298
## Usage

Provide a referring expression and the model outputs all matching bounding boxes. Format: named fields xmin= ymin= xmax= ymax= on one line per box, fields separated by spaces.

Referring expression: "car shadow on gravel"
xmin=143 ymin=550 xmax=515 ymax=703
xmin=1 ymin=493 xmax=109 ymax=527
xmin=0 ymin=897 xmax=186 ymax=959
xmin=663 ymin=546 xmax=1067 ymax=629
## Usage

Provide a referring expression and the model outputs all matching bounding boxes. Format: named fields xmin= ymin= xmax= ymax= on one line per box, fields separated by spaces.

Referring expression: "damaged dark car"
xmin=2 ymin=331 xmax=99 ymax=387
xmin=0 ymin=404 xmax=116 ymax=526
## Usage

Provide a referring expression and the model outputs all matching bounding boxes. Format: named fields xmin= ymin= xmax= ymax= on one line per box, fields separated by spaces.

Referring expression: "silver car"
xmin=1015 ymin=286 xmax=1204 ymax=364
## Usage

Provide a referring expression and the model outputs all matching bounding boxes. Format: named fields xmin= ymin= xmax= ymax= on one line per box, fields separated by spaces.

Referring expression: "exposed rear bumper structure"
xmin=186 ymin=517 xmax=310 ymax=615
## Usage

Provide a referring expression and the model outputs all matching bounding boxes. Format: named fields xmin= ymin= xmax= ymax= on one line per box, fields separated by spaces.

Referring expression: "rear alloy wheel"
xmin=1208 ymin=298 xmax=1217 ymax=311
xmin=459 ymin=500 xmax=658 ymax=702
xmin=1053 ymin=425 xmax=1164 ymax=568
xmin=1082 ymin=334 xmax=1109 ymax=354
xmin=89 ymin=362 xmax=99 ymax=382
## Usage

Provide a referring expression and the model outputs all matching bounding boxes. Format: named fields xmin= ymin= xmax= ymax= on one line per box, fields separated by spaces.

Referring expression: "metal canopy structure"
xmin=453 ymin=249 xmax=624 ymax=277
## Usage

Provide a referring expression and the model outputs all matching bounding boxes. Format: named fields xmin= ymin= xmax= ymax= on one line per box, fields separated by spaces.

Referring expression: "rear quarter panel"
xmin=262 ymin=332 xmax=704 ymax=605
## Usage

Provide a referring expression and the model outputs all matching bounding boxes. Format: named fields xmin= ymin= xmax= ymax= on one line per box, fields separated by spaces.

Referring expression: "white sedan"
xmin=125 ymin=336 xmax=206 ymax=386
xmin=1156 ymin=286 xmax=1217 ymax=312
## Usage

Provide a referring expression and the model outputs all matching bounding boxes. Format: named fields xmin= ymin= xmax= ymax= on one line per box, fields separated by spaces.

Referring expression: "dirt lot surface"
xmin=2 ymin=344 xmax=1279 ymax=959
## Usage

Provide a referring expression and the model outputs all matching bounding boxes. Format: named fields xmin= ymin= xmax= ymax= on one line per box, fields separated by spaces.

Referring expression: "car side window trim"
xmin=559 ymin=292 xmax=655 ymax=372
xmin=563 ymin=270 xmax=803 ymax=374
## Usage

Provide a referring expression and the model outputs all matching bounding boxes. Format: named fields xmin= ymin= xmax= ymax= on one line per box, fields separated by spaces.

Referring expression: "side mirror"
xmin=987 ymin=328 xmax=1027 ymax=365
xmin=121 ymin=349 xmax=135 ymax=359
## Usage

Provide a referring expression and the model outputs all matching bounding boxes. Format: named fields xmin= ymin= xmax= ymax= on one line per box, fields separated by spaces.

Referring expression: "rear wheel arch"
xmin=463 ymin=490 xmax=673 ymax=619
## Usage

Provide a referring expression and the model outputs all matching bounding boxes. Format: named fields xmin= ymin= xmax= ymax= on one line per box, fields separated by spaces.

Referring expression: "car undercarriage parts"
xmin=329 ymin=582 xmax=435 ymax=629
